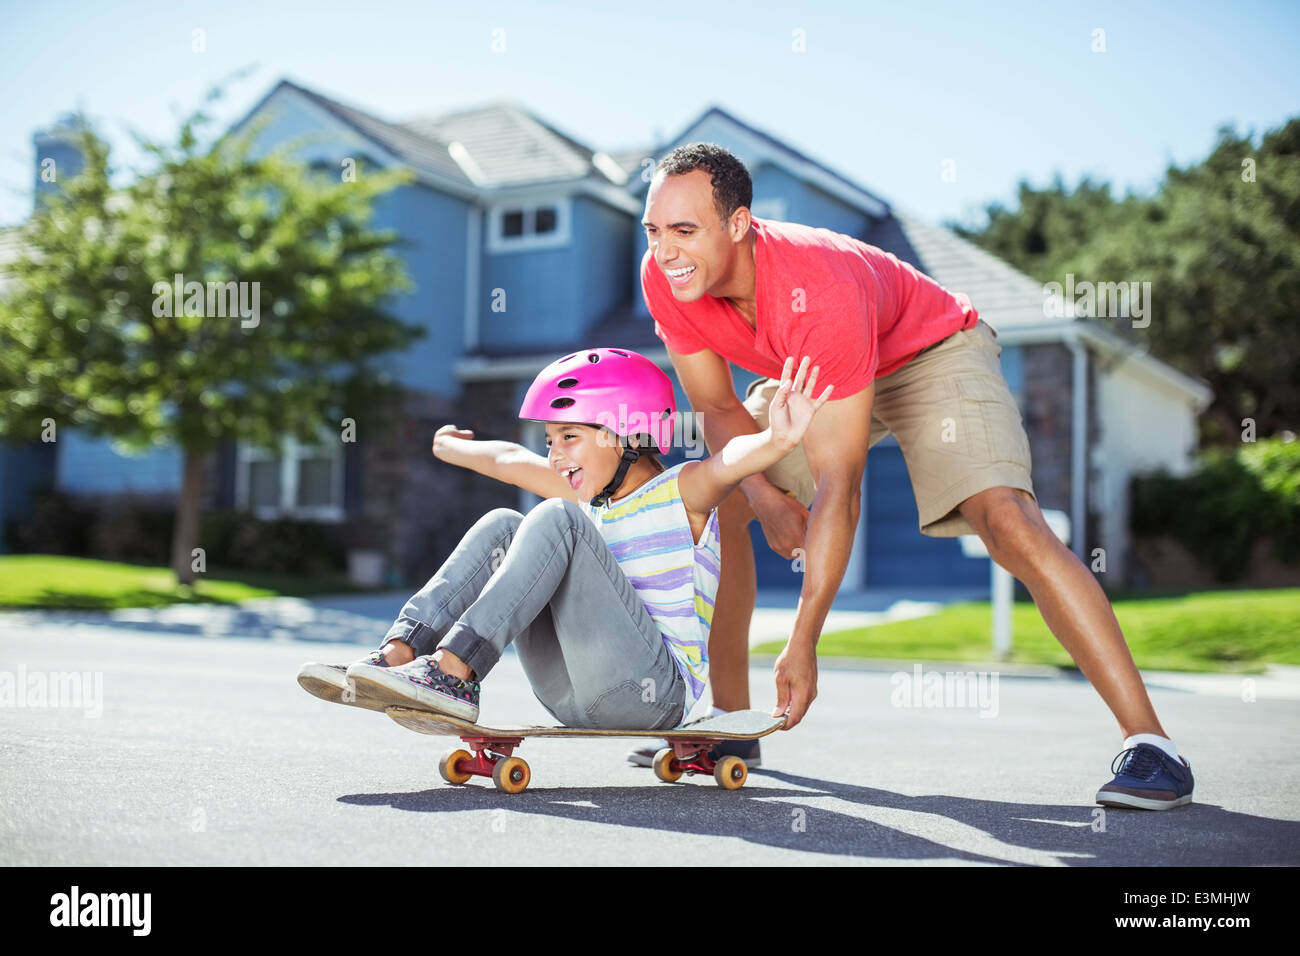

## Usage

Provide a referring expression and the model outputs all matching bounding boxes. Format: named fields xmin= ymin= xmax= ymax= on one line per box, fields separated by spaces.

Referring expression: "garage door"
xmin=865 ymin=436 xmax=989 ymax=587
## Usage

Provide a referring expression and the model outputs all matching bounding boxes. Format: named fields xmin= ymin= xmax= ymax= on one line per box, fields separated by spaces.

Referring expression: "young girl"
xmin=297 ymin=347 xmax=831 ymax=730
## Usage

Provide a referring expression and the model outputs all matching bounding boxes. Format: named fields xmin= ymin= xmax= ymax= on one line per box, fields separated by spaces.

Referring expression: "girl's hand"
xmin=768 ymin=356 xmax=834 ymax=450
xmin=432 ymin=424 xmax=475 ymax=458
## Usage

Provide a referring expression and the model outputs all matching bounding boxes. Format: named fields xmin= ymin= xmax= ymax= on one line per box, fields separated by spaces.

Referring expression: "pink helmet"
xmin=519 ymin=347 xmax=676 ymax=454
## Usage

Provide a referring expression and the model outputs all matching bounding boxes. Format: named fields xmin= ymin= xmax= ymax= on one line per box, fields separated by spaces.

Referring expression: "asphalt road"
xmin=2 ymin=619 xmax=1298 ymax=866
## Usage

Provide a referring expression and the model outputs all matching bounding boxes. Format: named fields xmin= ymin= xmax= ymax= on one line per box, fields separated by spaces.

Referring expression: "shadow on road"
xmin=338 ymin=768 xmax=1300 ymax=866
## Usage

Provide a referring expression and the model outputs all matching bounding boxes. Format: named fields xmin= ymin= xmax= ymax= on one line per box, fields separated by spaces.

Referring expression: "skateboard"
xmin=386 ymin=707 xmax=786 ymax=793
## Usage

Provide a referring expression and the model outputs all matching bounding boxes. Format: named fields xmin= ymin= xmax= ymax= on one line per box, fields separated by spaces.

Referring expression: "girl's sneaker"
xmin=346 ymin=654 xmax=481 ymax=723
xmin=297 ymin=649 xmax=393 ymax=711
xmin=1096 ymin=743 xmax=1194 ymax=810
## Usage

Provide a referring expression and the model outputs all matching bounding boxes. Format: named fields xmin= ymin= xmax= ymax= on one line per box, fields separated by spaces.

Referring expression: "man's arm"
xmin=772 ymin=380 xmax=875 ymax=729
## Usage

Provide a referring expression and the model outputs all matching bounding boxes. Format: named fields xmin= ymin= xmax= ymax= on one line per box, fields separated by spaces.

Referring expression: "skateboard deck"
xmin=387 ymin=707 xmax=785 ymax=793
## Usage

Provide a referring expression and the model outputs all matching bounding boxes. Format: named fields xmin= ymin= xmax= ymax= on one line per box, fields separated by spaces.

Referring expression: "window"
xmin=247 ymin=459 xmax=282 ymax=509
xmin=487 ymin=199 xmax=572 ymax=253
xmin=236 ymin=431 xmax=345 ymax=521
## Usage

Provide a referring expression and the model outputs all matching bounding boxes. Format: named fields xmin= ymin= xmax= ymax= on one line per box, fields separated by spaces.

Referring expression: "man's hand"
xmin=771 ymin=640 xmax=818 ymax=730
xmin=751 ymin=489 xmax=809 ymax=559
xmin=741 ymin=356 xmax=833 ymax=559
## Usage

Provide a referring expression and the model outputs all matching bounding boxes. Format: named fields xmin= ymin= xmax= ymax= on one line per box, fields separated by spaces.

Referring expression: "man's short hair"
xmin=655 ymin=143 xmax=753 ymax=226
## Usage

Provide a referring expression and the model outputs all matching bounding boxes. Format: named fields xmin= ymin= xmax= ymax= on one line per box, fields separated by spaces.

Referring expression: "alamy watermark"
xmin=1042 ymin=273 xmax=1151 ymax=328
xmin=49 ymin=886 xmax=150 ymax=935
xmin=152 ymin=272 xmax=260 ymax=328
xmin=890 ymin=664 xmax=999 ymax=718
xmin=590 ymin=403 xmax=707 ymax=458
xmin=0 ymin=664 xmax=103 ymax=717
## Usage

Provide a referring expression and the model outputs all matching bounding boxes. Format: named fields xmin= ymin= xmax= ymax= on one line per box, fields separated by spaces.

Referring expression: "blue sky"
xmin=1 ymin=0 xmax=1296 ymax=229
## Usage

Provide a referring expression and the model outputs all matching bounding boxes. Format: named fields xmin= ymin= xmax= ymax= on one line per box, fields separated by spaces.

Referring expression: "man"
xmin=631 ymin=143 xmax=1194 ymax=811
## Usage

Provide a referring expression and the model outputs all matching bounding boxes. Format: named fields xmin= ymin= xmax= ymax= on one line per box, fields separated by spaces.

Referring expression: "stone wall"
xmin=354 ymin=381 xmax=524 ymax=587
xmin=1020 ymin=341 xmax=1075 ymax=521
xmin=1022 ymin=341 xmax=1124 ymax=580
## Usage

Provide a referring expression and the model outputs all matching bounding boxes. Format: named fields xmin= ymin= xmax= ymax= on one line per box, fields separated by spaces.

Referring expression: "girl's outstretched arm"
xmin=432 ymin=425 xmax=579 ymax=501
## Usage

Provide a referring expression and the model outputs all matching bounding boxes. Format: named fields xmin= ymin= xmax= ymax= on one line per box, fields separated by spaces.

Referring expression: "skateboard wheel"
xmin=713 ymin=756 xmax=747 ymax=790
xmin=652 ymin=748 xmax=682 ymax=783
xmin=439 ymin=749 xmax=473 ymax=785
xmin=492 ymin=756 xmax=530 ymax=794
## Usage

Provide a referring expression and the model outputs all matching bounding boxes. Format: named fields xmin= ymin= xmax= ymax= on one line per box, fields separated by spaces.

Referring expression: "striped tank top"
xmin=580 ymin=462 xmax=721 ymax=714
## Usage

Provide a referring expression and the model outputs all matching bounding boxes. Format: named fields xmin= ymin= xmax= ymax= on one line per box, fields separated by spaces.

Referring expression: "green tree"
xmin=1080 ymin=121 xmax=1300 ymax=443
xmin=950 ymin=172 xmax=1139 ymax=281
xmin=0 ymin=79 xmax=423 ymax=583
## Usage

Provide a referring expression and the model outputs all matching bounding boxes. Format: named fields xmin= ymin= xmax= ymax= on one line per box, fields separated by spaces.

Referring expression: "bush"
xmin=8 ymin=493 xmax=347 ymax=577
xmin=4 ymin=491 xmax=95 ymax=556
xmin=218 ymin=513 xmax=346 ymax=576
xmin=90 ymin=503 xmax=174 ymax=564
xmin=198 ymin=510 xmax=246 ymax=567
xmin=1132 ymin=437 xmax=1300 ymax=581
xmin=1242 ymin=438 xmax=1300 ymax=563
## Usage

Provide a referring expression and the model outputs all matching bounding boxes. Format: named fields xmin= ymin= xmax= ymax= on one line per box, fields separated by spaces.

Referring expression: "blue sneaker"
xmin=627 ymin=737 xmax=761 ymax=768
xmin=1096 ymin=743 xmax=1194 ymax=810
xmin=347 ymin=654 xmax=481 ymax=722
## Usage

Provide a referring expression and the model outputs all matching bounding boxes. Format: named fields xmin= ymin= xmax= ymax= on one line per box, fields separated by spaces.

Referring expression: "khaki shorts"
xmin=742 ymin=319 xmax=1035 ymax=537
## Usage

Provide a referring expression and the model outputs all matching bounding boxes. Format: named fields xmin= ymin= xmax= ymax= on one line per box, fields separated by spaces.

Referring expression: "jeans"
xmin=379 ymin=497 xmax=688 ymax=730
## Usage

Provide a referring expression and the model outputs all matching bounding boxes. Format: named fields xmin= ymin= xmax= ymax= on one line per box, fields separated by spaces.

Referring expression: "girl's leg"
xmin=507 ymin=605 xmax=584 ymax=726
xmin=435 ymin=497 xmax=687 ymax=729
xmin=378 ymin=509 xmax=525 ymax=659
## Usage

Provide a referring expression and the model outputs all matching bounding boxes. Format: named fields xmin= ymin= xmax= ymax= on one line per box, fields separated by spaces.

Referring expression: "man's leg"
xmin=957 ymin=486 xmax=1167 ymax=738
xmin=709 ymin=488 xmax=758 ymax=711
xmin=957 ymin=486 xmax=1193 ymax=810
xmin=625 ymin=485 xmax=758 ymax=763
xmin=704 ymin=377 xmax=782 ymax=713
xmin=880 ymin=318 xmax=1175 ymax=744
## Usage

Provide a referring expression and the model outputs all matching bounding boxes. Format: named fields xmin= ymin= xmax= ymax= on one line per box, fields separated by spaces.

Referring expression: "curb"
xmin=747 ymin=655 xmax=1300 ymax=698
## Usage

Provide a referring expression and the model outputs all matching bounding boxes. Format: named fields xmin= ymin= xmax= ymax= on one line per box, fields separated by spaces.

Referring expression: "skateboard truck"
xmin=653 ymin=739 xmax=748 ymax=790
xmin=440 ymin=736 xmax=531 ymax=794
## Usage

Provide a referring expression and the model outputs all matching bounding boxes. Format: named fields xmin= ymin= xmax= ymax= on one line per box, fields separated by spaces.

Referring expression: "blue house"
xmin=1 ymin=81 xmax=1211 ymax=592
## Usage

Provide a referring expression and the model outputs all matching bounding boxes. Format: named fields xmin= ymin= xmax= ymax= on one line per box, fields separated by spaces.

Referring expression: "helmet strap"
xmin=592 ymin=437 xmax=643 ymax=509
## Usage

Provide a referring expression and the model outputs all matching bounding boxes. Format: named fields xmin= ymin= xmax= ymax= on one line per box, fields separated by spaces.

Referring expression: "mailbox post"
xmin=959 ymin=510 xmax=1071 ymax=660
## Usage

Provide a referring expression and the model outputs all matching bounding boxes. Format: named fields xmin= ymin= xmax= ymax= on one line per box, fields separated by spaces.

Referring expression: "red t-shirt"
xmin=641 ymin=217 xmax=979 ymax=399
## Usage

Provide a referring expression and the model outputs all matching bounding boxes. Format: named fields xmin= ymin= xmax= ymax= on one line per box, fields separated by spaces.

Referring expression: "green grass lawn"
xmin=3 ymin=557 xmax=1295 ymax=675
xmin=753 ymin=588 xmax=1300 ymax=674
xmin=0 ymin=555 xmax=368 ymax=610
